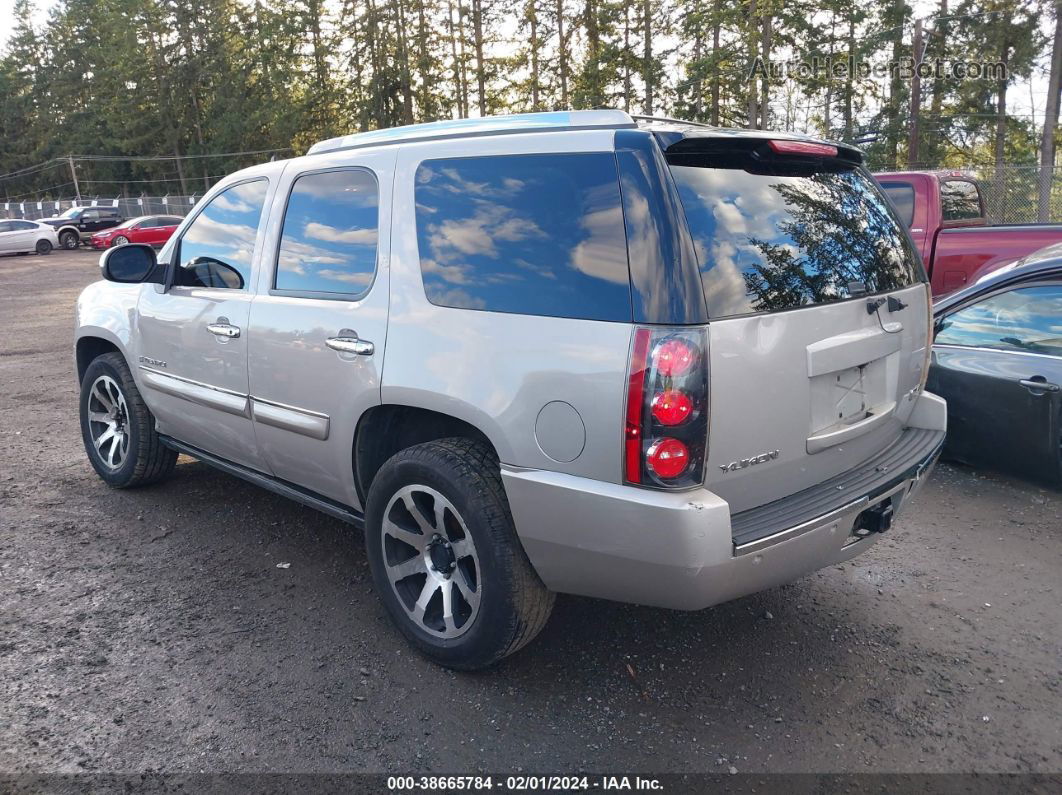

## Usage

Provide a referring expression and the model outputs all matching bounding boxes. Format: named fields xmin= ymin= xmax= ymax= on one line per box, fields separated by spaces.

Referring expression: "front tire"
xmin=35 ymin=239 xmax=52 ymax=255
xmin=79 ymin=352 xmax=177 ymax=488
xmin=365 ymin=438 xmax=554 ymax=670
xmin=60 ymin=230 xmax=79 ymax=250
xmin=112 ymin=235 xmax=129 ymax=246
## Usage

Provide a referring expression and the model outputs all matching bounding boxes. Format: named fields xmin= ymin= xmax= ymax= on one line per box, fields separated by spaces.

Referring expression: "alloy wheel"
xmin=380 ymin=485 xmax=482 ymax=639
xmin=86 ymin=375 xmax=130 ymax=470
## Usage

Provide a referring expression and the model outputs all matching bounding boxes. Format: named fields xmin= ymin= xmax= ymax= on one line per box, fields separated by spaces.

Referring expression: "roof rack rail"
xmin=308 ymin=110 xmax=637 ymax=155
xmin=631 ymin=114 xmax=716 ymax=129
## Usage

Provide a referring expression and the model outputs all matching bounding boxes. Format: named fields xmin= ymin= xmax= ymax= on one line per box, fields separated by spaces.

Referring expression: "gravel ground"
xmin=1 ymin=249 xmax=1060 ymax=775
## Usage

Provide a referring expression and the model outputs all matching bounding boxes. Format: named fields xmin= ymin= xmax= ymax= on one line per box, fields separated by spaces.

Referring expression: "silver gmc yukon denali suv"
xmin=74 ymin=111 xmax=946 ymax=669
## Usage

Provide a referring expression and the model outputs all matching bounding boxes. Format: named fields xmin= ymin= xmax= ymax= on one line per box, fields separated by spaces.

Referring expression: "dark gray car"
xmin=929 ymin=246 xmax=1062 ymax=486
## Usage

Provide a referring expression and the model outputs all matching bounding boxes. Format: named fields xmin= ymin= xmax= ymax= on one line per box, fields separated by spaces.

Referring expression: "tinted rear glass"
xmin=880 ymin=182 xmax=915 ymax=227
xmin=670 ymin=161 xmax=922 ymax=317
xmin=414 ymin=153 xmax=631 ymax=322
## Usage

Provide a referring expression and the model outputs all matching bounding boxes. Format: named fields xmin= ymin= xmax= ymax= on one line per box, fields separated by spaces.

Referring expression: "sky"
xmin=0 ymin=0 xmax=1052 ymax=132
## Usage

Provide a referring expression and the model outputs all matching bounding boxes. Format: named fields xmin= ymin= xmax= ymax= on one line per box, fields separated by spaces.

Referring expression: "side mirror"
xmin=100 ymin=243 xmax=161 ymax=284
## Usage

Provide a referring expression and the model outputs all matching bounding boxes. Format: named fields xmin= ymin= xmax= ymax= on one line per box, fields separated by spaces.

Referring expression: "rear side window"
xmin=670 ymin=160 xmax=922 ymax=317
xmin=414 ymin=153 xmax=631 ymax=322
xmin=940 ymin=180 xmax=983 ymax=222
xmin=275 ymin=169 xmax=379 ymax=297
xmin=880 ymin=182 xmax=915 ymax=227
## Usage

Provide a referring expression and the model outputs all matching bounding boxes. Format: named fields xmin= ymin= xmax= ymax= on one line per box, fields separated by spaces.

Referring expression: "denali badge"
xmin=138 ymin=356 xmax=167 ymax=368
xmin=720 ymin=450 xmax=779 ymax=473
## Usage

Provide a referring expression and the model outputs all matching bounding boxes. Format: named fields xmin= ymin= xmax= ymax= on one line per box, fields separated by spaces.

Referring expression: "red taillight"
xmin=646 ymin=438 xmax=689 ymax=479
xmin=651 ymin=389 xmax=693 ymax=426
xmin=652 ymin=338 xmax=695 ymax=377
xmin=624 ymin=328 xmax=709 ymax=489
xmin=768 ymin=139 xmax=838 ymax=158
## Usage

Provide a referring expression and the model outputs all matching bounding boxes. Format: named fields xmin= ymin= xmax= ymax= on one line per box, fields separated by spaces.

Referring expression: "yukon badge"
xmin=720 ymin=450 xmax=780 ymax=473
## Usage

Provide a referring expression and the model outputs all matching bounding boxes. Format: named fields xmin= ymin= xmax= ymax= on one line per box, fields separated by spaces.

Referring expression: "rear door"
xmin=667 ymin=141 xmax=931 ymax=513
xmin=929 ymin=282 xmax=1062 ymax=482
xmin=247 ymin=151 xmax=394 ymax=508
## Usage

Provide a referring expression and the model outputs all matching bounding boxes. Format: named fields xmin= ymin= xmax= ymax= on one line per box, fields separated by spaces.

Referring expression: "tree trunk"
xmin=623 ymin=3 xmax=632 ymax=113
xmin=994 ymin=40 xmax=1010 ymax=191
xmin=710 ymin=0 xmax=720 ymax=125
xmin=759 ymin=10 xmax=772 ymax=129
xmin=529 ymin=0 xmax=540 ymax=110
xmin=557 ymin=0 xmax=568 ymax=108
xmin=472 ymin=0 xmax=486 ymax=115
xmin=1039 ymin=4 xmax=1062 ymax=221
xmin=747 ymin=0 xmax=758 ymax=128
xmin=447 ymin=0 xmax=465 ymax=117
xmin=843 ymin=13 xmax=854 ymax=141
xmin=642 ymin=0 xmax=653 ymax=114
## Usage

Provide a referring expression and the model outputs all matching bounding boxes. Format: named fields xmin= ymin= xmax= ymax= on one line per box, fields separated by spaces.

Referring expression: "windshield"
xmin=669 ymin=160 xmax=924 ymax=317
xmin=58 ymin=207 xmax=82 ymax=219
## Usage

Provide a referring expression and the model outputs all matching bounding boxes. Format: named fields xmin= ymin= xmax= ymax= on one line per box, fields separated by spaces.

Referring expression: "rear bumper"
xmin=503 ymin=394 xmax=945 ymax=611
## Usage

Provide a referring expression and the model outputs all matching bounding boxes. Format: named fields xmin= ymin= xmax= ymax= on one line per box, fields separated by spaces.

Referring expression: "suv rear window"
xmin=414 ymin=153 xmax=631 ymax=322
xmin=669 ymin=158 xmax=922 ymax=317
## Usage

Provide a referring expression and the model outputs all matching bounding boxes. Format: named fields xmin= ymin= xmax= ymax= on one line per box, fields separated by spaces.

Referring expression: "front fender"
xmin=74 ymin=280 xmax=141 ymax=376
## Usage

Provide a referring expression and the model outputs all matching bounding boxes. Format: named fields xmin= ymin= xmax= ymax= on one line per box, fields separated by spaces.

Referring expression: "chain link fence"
xmin=0 ymin=195 xmax=200 ymax=222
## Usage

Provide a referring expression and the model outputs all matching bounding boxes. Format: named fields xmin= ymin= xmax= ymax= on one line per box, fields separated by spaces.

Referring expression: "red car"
xmin=90 ymin=215 xmax=183 ymax=249
xmin=873 ymin=171 xmax=1062 ymax=295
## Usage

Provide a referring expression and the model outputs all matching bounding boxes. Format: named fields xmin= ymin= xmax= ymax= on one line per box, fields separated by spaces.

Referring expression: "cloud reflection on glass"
xmin=414 ymin=153 xmax=632 ymax=322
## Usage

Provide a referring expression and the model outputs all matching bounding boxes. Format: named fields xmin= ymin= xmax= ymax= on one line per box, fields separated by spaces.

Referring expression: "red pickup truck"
xmin=873 ymin=171 xmax=1062 ymax=295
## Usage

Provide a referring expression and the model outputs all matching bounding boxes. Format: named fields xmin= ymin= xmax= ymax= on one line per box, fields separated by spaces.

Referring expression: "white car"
xmin=0 ymin=219 xmax=58 ymax=255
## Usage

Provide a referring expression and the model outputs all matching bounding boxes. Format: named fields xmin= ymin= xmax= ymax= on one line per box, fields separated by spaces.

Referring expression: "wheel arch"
xmin=75 ymin=331 xmax=127 ymax=384
xmin=56 ymin=224 xmax=81 ymax=240
xmin=353 ymin=404 xmax=500 ymax=504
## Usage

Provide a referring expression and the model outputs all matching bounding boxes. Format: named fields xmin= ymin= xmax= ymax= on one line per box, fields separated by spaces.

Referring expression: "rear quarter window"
xmin=670 ymin=161 xmax=922 ymax=317
xmin=880 ymin=182 xmax=915 ymax=227
xmin=413 ymin=153 xmax=632 ymax=322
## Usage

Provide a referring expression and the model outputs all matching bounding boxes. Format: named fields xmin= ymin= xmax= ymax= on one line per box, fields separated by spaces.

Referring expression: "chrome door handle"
xmin=1019 ymin=377 xmax=1060 ymax=393
xmin=206 ymin=322 xmax=241 ymax=338
xmin=326 ymin=336 xmax=374 ymax=356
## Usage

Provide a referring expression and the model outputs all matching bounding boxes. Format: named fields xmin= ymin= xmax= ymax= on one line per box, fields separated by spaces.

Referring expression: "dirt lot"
xmin=1 ymin=249 xmax=1060 ymax=776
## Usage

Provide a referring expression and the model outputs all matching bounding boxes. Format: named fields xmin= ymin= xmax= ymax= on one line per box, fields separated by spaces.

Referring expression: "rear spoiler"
xmin=654 ymin=130 xmax=863 ymax=168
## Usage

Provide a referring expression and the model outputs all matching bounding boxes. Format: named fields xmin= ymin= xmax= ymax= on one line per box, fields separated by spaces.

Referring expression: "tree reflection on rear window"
xmin=670 ymin=164 xmax=921 ymax=317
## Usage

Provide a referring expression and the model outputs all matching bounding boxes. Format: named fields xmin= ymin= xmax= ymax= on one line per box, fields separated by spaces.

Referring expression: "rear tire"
xmin=79 ymin=352 xmax=177 ymax=488
xmin=60 ymin=230 xmax=79 ymax=250
xmin=35 ymin=239 xmax=52 ymax=255
xmin=365 ymin=438 xmax=554 ymax=670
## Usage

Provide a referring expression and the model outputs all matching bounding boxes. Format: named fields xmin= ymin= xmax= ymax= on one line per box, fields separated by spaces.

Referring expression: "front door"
xmin=135 ymin=177 xmax=274 ymax=472
xmin=929 ymin=282 xmax=1062 ymax=482
xmin=247 ymin=150 xmax=395 ymax=509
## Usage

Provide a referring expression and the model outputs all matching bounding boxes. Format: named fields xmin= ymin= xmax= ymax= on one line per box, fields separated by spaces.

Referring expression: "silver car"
xmin=74 ymin=111 xmax=947 ymax=669
xmin=0 ymin=219 xmax=58 ymax=255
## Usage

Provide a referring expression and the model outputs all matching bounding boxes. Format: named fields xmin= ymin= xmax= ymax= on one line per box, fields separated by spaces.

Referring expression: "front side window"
xmin=670 ymin=159 xmax=921 ymax=317
xmin=940 ymin=180 xmax=983 ymax=222
xmin=275 ymin=169 xmax=379 ymax=296
xmin=176 ymin=179 xmax=268 ymax=290
xmin=936 ymin=285 xmax=1062 ymax=356
xmin=414 ymin=153 xmax=631 ymax=322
